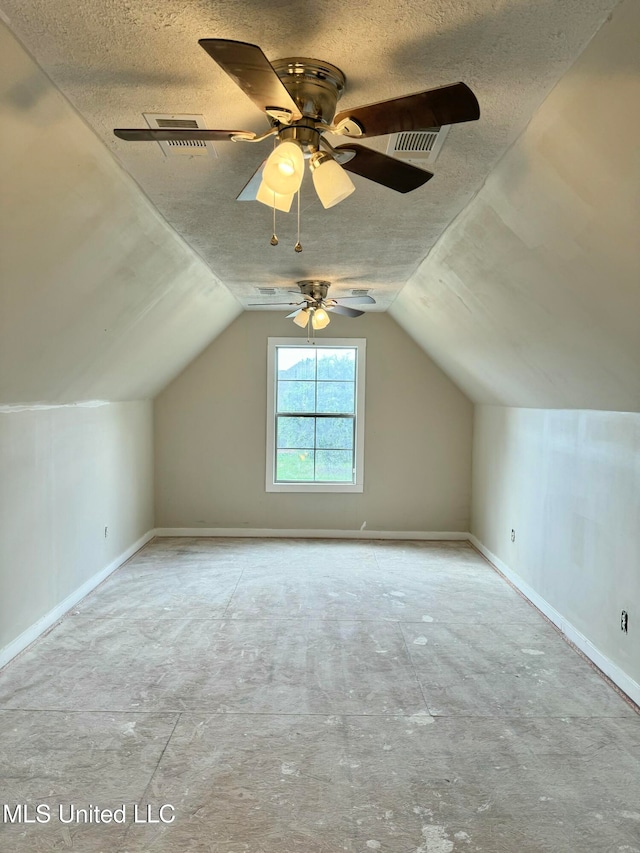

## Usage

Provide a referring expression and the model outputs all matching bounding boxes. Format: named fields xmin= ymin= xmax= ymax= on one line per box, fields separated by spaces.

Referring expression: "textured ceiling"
xmin=1 ymin=22 xmax=241 ymax=405
xmin=0 ymin=0 xmax=618 ymax=309
xmin=391 ymin=0 xmax=640 ymax=412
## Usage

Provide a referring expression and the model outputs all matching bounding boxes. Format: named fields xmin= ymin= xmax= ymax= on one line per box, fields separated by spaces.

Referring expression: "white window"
xmin=266 ymin=338 xmax=366 ymax=493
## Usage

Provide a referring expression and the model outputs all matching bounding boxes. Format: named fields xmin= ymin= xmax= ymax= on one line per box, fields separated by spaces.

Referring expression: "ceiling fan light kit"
xmin=255 ymin=181 xmax=294 ymax=212
xmin=293 ymin=308 xmax=311 ymax=328
xmin=250 ymin=280 xmax=377 ymax=334
xmin=310 ymin=152 xmax=355 ymax=209
xmin=262 ymin=140 xmax=305 ymax=195
xmin=290 ymin=305 xmax=331 ymax=331
xmin=311 ymin=307 xmax=331 ymax=330
xmin=113 ymin=39 xmax=480 ymax=249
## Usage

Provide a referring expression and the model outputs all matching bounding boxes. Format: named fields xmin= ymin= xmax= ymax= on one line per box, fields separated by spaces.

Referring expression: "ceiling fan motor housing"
xmin=277 ymin=118 xmax=322 ymax=153
xmin=298 ymin=279 xmax=331 ymax=302
xmin=271 ymin=58 xmax=346 ymax=126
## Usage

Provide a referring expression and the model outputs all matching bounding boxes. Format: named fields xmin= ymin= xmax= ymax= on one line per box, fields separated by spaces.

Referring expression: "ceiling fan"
xmin=250 ymin=280 xmax=376 ymax=330
xmin=114 ymin=39 xmax=480 ymax=213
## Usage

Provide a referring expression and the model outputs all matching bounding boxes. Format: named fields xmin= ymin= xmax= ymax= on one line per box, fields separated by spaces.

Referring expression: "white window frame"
xmin=266 ymin=337 xmax=366 ymax=493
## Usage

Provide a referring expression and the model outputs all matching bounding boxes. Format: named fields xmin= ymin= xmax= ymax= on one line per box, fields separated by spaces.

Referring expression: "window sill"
xmin=266 ymin=482 xmax=364 ymax=494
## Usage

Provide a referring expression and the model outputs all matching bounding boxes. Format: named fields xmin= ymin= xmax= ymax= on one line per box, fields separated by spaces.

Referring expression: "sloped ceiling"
xmin=1 ymin=0 xmax=634 ymax=410
xmin=0 ymin=22 xmax=240 ymax=405
xmin=391 ymin=0 xmax=640 ymax=412
xmin=0 ymin=0 xmax=617 ymax=309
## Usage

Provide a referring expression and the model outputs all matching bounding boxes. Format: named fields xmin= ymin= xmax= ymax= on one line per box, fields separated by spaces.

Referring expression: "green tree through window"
xmin=276 ymin=347 xmax=357 ymax=483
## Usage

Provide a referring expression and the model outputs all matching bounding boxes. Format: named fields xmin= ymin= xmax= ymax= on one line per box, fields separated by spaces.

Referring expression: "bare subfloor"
xmin=1 ymin=538 xmax=638 ymax=852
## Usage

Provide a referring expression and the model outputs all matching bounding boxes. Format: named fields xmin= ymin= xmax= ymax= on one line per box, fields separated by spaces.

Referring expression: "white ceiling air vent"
xmin=385 ymin=125 xmax=450 ymax=165
xmin=351 ymin=288 xmax=371 ymax=296
xmin=142 ymin=114 xmax=217 ymax=158
xmin=257 ymin=287 xmax=277 ymax=296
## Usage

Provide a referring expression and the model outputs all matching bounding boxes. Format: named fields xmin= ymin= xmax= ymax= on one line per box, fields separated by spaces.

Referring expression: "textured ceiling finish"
xmin=1 ymin=23 xmax=241 ymax=405
xmin=0 ymin=0 xmax=618 ymax=309
xmin=391 ymin=0 xmax=640 ymax=412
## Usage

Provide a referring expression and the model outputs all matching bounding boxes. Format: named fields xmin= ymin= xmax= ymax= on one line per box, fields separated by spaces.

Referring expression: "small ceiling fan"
xmin=114 ymin=39 xmax=480 ymax=212
xmin=250 ymin=280 xmax=375 ymax=330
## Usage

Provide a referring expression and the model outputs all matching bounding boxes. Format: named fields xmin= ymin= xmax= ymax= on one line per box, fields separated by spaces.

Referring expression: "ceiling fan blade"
xmin=334 ymin=295 xmax=376 ymax=305
xmin=199 ymin=39 xmax=302 ymax=121
xmin=247 ymin=302 xmax=299 ymax=307
xmin=334 ymin=83 xmax=480 ymax=137
xmin=327 ymin=305 xmax=365 ymax=318
xmin=336 ymin=145 xmax=433 ymax=193
xmin=113 ymin=128 xmax=250 ymax=142
xmin=288 ymin=293 xmax=317 ymax=303
xmin=237 ymin=161 xmax=266 ymax=201
xmin=285 ymin=308 xmax=304 ymax=319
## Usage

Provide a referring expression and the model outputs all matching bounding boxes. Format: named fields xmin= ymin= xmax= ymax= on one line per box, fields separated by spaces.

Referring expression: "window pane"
xmin=277 ymin=348 xmax=316 ymax=380
xmin=316 ymin=381 xmax=355 ymax=413
xmin=316 ymin=418 xmax=353 ymax=450
xmin=316 ymin=450 xmax=354 ymax=482
xmin=277 ymin=416 xmax=315 ymax=449
xmin=317 ymin=348 xmax=355 ymax=381
xmin=276 ymin=449 xmax=314 ymax=481
xmin=267 ymin=339 xmax=364 ymax=492
xmin=277 ymin=380 xmax=315 ymax=413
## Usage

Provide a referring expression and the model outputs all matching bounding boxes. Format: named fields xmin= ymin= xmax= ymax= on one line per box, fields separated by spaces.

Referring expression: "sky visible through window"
xmin=275 ymin=346 xmax=357 ymax=483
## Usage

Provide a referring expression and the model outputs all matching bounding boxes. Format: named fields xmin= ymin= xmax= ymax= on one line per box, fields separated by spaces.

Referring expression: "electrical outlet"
xmin=621 ymin=611 xmax=628 ymax=633
xmin=104 ymin=526 xmax=109 ymax=539
xmin=511 ymin=529 xmax=516 ymax=542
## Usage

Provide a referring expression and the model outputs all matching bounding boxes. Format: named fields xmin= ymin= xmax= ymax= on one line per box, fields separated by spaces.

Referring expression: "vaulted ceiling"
xmin=392 ymin=0 xmax=640 ymax=411
xmin=1 ymin=0 xmax=618 ymax=306
xmin=1 ymin=0 xmax=637 ymax=409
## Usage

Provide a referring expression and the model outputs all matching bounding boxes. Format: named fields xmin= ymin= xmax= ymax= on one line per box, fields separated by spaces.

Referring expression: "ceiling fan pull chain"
xmin=267 ymin=136 xmax=279 ymax=245
xmin=294 ymin=190 xmax=302 ymax=253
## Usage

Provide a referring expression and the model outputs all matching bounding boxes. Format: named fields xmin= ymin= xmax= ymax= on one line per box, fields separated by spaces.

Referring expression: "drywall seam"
xmin=0 ymin=529 xmax=155 ymax=670
xmin=469 ymin=534 xmax=640 ymax=710
xmin=155 ymin=528 xmax=470 ymax=540
xmin=0 ymin=401 xmax=110 ymax=412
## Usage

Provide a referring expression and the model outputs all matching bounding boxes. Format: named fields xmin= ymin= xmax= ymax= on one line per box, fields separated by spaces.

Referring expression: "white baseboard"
xmin=155 ymin=527 xmax=469 ymax=540
xmin=5 ymin=527 xmax=637 ymax=708
xmin=469 ymin=535 xmax=640 ymax=708
xmin=0 ymin=529 xmax=155 ymax=670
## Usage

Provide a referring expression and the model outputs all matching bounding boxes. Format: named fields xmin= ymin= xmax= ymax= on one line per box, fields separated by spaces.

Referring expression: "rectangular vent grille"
xmin=156 ymin=119 xmax=198 ymax=128
xmin=351 ymin=289 xmax=371 ymax=296
xmin=157 ymin=119 xmax=205 ymax=149
xmin=142 ymin=114 xmax=217 ymax=158
xmin=257 ymin=287 xmax=277 ymax=296
xmin=395 ymin=131 xmax=439 ymax=152
xmin=386 ymin=125 xmax=450 ymax=164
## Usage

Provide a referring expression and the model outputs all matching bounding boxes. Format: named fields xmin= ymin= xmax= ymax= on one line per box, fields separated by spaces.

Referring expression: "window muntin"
xmin=266 ymin=339 xmax=365 ymax=493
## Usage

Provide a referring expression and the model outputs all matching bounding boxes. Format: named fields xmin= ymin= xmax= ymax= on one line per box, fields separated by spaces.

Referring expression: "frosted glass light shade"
xmin=263 ymin=141 xmax=304 ymax=195
xmin=312 ymin=158 xmax=355 ymax=209
xmin=293 ymin=308 xmax=310 ymax=328
xmin=255 ymin=180 xmax=294 ymax=212
xmin=311 ymin=307 xmax=331 ymax=329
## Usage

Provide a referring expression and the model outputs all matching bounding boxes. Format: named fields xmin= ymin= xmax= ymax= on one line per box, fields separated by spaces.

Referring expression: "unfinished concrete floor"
xmin=1 ymin=538 xmax=639 ymax=852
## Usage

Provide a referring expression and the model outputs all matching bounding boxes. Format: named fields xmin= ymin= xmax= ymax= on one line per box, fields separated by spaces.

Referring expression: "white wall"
xmin=391 ymin=0 xmax=640 ymax=411
xmin=0 ymin=22 xmax=237 ymax=664
xmin=155 ymin=312 xmax=473 ymax=533
xmin=472 ymin=405 xmax=640 ymax=693
xmin=0 ymin=402 xmax=154 ymax=660
xmin=0 ymin=21 xmax=240 ymax=406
